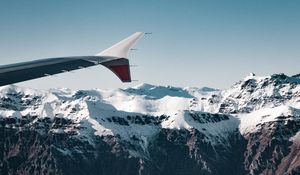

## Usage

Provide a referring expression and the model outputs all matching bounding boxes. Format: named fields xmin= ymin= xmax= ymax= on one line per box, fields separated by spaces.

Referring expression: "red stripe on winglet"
xmin=109 ymin=65 xmax=131 ymax=82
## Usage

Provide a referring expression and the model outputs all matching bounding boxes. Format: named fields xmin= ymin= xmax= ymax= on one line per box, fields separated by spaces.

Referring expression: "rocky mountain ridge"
xmin=1 ymin=73 xmax=300 ymax=175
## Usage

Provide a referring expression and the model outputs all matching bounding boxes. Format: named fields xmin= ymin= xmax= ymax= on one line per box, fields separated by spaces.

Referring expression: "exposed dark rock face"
xmin=106 ymin=115 xmax=170 ymax=126
xmin=243 ymin=116 xmax=300 ymax=175
xmin=0 ymin=117 xmax=143 ymax=175
xmin=7 ymin=117 xmax=300 ymax=175
xmin=0 ymin=118 xmax=300 ymax=175
xmin=5 ymin=113 xmax=300 ymax=175
xmin=148 ymin=128 xmax=247 ymax=175
xmin=0 ymin=116 xmax=245 ymax=175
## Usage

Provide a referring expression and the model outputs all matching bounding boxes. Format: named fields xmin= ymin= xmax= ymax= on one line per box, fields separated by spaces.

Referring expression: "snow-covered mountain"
xmin=1 ymin=73 xmax=300 ymax=175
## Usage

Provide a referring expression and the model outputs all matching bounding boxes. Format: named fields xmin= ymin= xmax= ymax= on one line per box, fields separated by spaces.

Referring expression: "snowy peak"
xmin=0 ymin=84 xmax=43 ymax=98
xmin=132 ymin=83 xmax=156 ymax=90
xmin=239 ymin=73 xmax=300 ymax=91
xmin=292 ymin=73 xmax=300 ymax=79
xmin=219 ymin=73 xmax=300 ymax=114
xmin=239 ymin=105 xmax=300 ymax=134
xmin=124 ymin=83 xmax=194 ymax=99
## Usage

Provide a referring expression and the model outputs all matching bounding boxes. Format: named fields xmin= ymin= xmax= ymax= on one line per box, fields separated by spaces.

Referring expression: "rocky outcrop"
xmin=243 ymin=117 xmax=300 ymax=175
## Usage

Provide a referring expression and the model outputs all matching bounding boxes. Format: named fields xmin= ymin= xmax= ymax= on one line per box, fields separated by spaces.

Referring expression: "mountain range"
xmin=1 ymin=73 xmax=300 ymax=175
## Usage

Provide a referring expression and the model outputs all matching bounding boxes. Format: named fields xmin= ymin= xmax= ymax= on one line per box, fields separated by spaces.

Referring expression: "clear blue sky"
xmin=0 ymin=0 xmax=299 ymax=90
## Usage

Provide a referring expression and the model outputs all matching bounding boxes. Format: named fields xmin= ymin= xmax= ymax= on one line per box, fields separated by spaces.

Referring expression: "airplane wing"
xmin=0 ymin=32 xmax=144 ymax=86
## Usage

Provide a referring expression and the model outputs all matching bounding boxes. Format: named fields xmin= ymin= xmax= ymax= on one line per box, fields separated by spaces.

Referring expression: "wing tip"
xmin=96 ymin=32 xmax=145 ymax=58
xmin=101 ymin=58 xmax=132 ymax=83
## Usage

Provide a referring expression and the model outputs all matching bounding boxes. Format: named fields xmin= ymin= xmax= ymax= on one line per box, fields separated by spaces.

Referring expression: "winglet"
xmin=101 ymin=58 xmax=131 ymax=82
xmin=96 ymin=32 xmax=144 ymax=58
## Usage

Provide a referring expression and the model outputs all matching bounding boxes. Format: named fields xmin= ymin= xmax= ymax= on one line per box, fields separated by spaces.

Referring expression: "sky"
xmin=0 ymin=0 xmax=299 ymax=90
